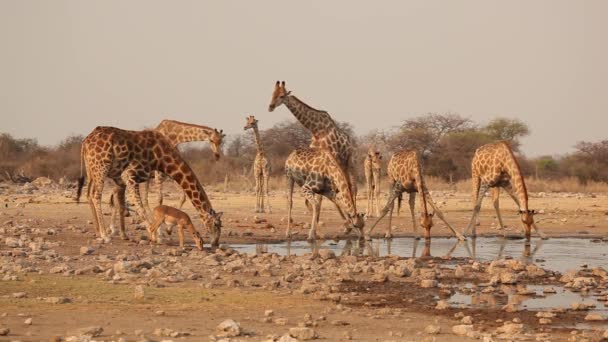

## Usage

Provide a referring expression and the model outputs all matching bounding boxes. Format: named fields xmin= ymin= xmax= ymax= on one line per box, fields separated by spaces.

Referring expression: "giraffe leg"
xmin=178 ymin=191 xmax=187 ymax=210
xmin=264 ymin=170 xmax=272 ymax=214
xmin=300 ymin=185 xmax=320 ymax=241
xmin=374 ymin=173 xmax=381 ymax=218
xmin=122 ymin=172 xmax=150 ymax=241
xmin=114 ymin=181 xmax=128 ymax=239
xmin=259 ymin=173 xmax=265 ymax=213
xmin=366 ymin=181 xmax=399 ymax=240
xmin=88 ymin=176 xmax=108 ymax=239
xmin=140 ymin=181 xmax=153 ymax=219
xmin=365 ymin=173 xmax=373 ymax=218
xmin=155 ymin=172 xmax=164 ymax=207
xmin=426 ymin=195 xmax=466 ymax=240
xmin=311 ymin=194 xmax=322 ymax=241
xmin=254 ymin=172 xmax=261 ymax=213
xmin=492 ymin=188 xmax=507 ymax=235
xmin=408 ymin=192 xmax=419 ymax=240
xmin=285 ymin=177 xmax=295 ymax=239
xmin=464 ymin=183 xmax=489 ymax=238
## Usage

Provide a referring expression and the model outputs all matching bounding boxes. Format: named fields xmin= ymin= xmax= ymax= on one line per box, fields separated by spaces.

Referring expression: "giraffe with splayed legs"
xmin=268 ymin=81 xmax=357 ymax=209
xmin=285 ymin=148 xmax=364 ymax=241
xmin=366 ymin=150 xmax=465 ymax=241
xmin=244 ymin=115 xmax=271 ymax=213
xmin=463 ymin=141 xmax=546 ymax=240
xmin=76 ymin=126 xmax=223 ymax=246
xmin=364 ymin=147 xmax=382 ymax=218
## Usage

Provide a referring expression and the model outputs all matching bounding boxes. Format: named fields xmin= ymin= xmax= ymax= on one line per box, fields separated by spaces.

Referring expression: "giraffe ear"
xmin=281 ymin=81 xmax=286 ymax=88
xmin=275 ymin=80 xmax=280 ymax=87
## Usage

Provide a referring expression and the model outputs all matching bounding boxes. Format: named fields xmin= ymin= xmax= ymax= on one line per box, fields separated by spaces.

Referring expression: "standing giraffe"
xmin=143 ymin=120 xmax=225 ymax=212
xmin=268 ymin=81 xmax=357 ymax=203
xmin=367 ymin=150 xmax=465 ymax=240
xmin=76 ymin=126 xmax=223 ymax=246
xmin=244 ymin=115 xmax=271 ymax=213
xmin=285 ymin=148 xmax=364 ymax=241
xmin=463 ymin=142 xmax=546 ymax=240
xmin=364 ymin=147 xmax=382 ymax=218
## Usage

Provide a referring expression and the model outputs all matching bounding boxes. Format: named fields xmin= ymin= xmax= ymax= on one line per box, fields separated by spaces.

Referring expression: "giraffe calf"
xmin=149 ymin=205 xmax=204 ymax=250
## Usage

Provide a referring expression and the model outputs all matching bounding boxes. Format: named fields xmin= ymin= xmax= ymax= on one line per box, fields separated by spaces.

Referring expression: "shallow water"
xmin=230 ymin=237 xmax=608 ymax=274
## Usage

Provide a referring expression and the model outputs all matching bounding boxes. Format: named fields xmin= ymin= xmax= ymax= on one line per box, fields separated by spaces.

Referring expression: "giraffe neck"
xmin=505 ymin=158 xmax=529 ymax=210
xmin=155 ymin=120 xmax=215 ymax=146
xmin=329 ymin=155 xmax=358 ymax=217
xmin=156 ymin=145 xmax=214 ymax=217
xmin=283 ymin=95 xmax=335 ymax=135
xmin=251 ymin=125 xmax=265 ymax=154
xmin=413 ymin=159 xmax=430 ymax=216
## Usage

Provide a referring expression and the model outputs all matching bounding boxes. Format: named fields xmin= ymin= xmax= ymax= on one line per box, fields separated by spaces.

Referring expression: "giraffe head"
xmin=420 ymin=212 xmax=434 ymax=240
xmin=243 ymin=115 xmax=258 ymax=131
xmin=518 ymin=209 xmax=536 ymax=239
xmin=268 ymin=81 xmax=291 ymax=112
xmin=209 ymin=129 xmax=225 ymax=161
xmin=350 ymin=213 xmax=365 ymax=230
xmin=201 ymin=209 xmax=223 ymax=247
xmin=369 ymin=150 xmax=382 ymax=166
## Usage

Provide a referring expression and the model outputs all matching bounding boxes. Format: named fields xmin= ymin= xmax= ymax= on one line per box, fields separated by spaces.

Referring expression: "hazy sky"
xmin=1 ymin=1 xmax=606 ymax=157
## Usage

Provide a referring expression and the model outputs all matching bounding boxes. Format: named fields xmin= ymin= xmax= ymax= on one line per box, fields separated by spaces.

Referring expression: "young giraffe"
xmin=367 ymin=150 xmax=465 ymax=241
xmin=244 ymin=115 xmax=272 ymax=213
xmin=143 ymin=120 xmax=225 ymax=212
xmin=463 ymin=141 xmax=546 ymax=240
xmin=76 ymin=126 xmax=223 ymax=246
xmin=364 ymin=147 xmax=382 ymax=218
xmin=285 ymin=148 xmax=364 ymax=241
xmin=268 ymin=81 xmax=357 ymax=204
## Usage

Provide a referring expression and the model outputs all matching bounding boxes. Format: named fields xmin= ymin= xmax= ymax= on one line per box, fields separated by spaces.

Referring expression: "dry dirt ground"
xmin=1 ymin=181 xmax=608 ymax=341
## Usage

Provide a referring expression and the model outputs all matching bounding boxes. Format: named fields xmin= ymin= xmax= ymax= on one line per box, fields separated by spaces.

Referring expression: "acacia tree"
xmin=483 ymin=118 xmax=530 ymax=152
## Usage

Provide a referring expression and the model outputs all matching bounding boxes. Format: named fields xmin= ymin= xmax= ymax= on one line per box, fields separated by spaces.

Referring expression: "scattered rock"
xmin=435 ymin=300 xmax=449 ymax=310
xmin=12 ymin=292 xmax=26 ymax=298
xmin=452 ymin=325 xmax=473 ymax=336
xmin=24 ymin=317 xmax=32 ymax=325
xmin=424 ymin=324 xmax=441 ymax=334
xmin=216 ymin=319 xmax=242 ymax=337
xmin=420 ymin=279 xmax=438 ymax=288
xmin=44 ymin=297 xmax=71 ymax=304
xmin=584 ymin=313 xmax=605 ymax=321
xmin=79 ymin=246 xmax=94 ymax=255
xmin=289 ymin=327 xmax=318 ymax=340
xmin=133 ymin=285 xmax=145 ymax=300
xmin=278 ymin=334 xmax=299 ymax=342
xmin=67 ymin=326 xmax=104 ymax=338
xmin=0 ymin=327 xmax=9 ymax=336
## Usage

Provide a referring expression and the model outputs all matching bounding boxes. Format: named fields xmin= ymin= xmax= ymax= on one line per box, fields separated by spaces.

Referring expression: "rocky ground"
xmin=1 ymin=179 xmax=608 ymax=341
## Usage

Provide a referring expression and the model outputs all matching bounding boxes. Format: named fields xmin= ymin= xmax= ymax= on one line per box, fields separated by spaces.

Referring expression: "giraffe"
xmin=142 ymin=119 xmax=225 ymax=212
xmin=244 ymin=115 xmax=271 ymax=213
xmin=463 ymin=141 xmax=546 ymax=240
xmin=366 ymin=150 xmax=465 ymax=241
xmin=268 ymin=81 xmax=357 ymax=205
xmin=285 ymin=148 xmax=364 ymax=241
xmin=364 ymin=147 xmax=382 ymax=218
xmin=75 ymin=126 xmax=223 ymax=247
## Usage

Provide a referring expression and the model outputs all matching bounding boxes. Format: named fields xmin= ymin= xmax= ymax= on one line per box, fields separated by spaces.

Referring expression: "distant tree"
xmin=483 ymin=118 xmax=530 ymax=151
xmin=388 ymin=113 xmax=474 ymax=156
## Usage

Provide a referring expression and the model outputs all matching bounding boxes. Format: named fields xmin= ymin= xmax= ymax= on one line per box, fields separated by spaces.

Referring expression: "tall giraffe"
xmin=463 ymin=141 xmax=546 ymax=240
xmin=367 ymin=150 xmax=465 ymax=240
xmin=285 ymin=148 xmax=364 ymax=241
xmin=143 ymin=120 xmax=225 ymax=212
xmin=244 ymin=115 xmax=271 ymax=213
xmin=76 ymin=126 xmax=223 ymax=247
xmin=364 ymin=147 xmax=382 ymax=218
xmin=268 ymin=81 xmax=357 ymax=202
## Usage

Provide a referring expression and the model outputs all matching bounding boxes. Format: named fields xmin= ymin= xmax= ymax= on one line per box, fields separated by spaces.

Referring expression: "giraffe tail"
xmin=75 ymin=143 xmax=86 ymax=203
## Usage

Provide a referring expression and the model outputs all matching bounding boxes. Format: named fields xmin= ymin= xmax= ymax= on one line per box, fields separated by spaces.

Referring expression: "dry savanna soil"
xmin=1 ymin=180 xmax=608 ymax=341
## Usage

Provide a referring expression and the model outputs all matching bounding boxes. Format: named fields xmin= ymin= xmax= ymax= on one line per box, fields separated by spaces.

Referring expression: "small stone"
xmin=67 ymin=326 xmax=104 ymax=337
xmin=289 ymin=327 xmax=318 ymax=340
xmin=216 ymin=319 xmax=241 ymax=337
xmin=452 ymin=325 xmax=473 ymax=336
xmin=264 ymin=310 xmax=274 ymax=317
xmin=461 ymin=316 xmax=473 ymax=324
xmin=12 ymin=292 xmax=26 ymax=298
xmin=539 ymin=318 xmax=552 ymax=325
xmin=79 ymin=246 xmax=94 ymax=255
xmin=155 ymin=310 xmax=165 ymax=316
xmin=278 ymin=334 xmax=299 ymax=342
xmin=317 ymin=249 xmax=335 ymax=260
xmin=44 ymin=297 xmax=71 ymax=304
xmin=133 ymin=285 xmax=145 ymax=300
xmin=435 ymin=300 xmax=449 ymax=310
xmin=420 ymin=279 xmax=438 ymax=288
xmin=24 ymin=317 xmax=32 ymax=325
xmin=584 ymin=313 xmax=605 ymax=321
xmin=274 ymin=318 xmax=289 ymax=325
xmin=0 ymin=327 xmax=9 ymax=336
xmin=424 ymin=324 xmax=441 ymax=334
